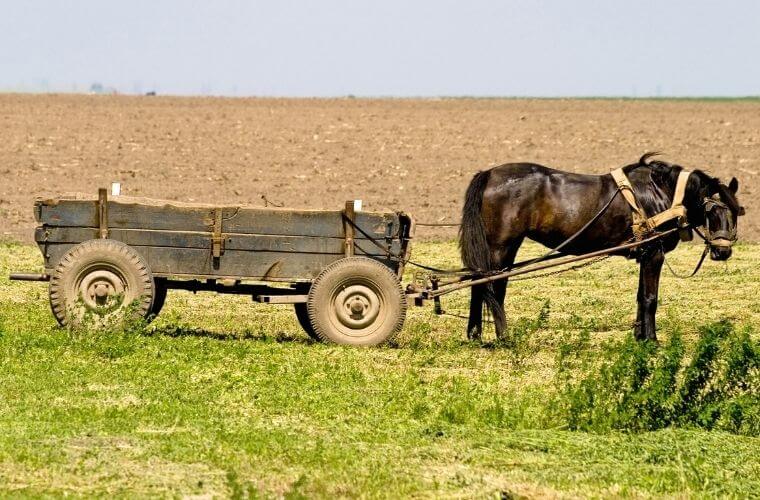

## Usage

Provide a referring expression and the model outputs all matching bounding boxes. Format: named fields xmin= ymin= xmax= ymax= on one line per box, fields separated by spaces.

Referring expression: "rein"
xmin=662 ymin=222 xmax=731 ymax=279
xmin=663 ymin=241 xmax=709 ymax=279
xmin=345 ymin=167 xmax=735 ymax=282
xmin=345 ymin=187 xmax=625 ymax=275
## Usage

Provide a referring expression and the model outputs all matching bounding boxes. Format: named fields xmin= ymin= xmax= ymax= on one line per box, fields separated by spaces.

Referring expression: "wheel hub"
xmin=79 ymin=270 xmax=125 ymax=310
xmin=334 ymin=284 xmax=380 ymax=330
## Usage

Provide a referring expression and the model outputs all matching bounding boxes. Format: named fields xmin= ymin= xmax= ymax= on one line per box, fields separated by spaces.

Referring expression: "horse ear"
xmin=729 ymin=177 xmax=739 ymax=194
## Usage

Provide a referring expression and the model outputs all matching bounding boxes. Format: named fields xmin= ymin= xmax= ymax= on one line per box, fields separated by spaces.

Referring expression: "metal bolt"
xmin=350 ymin=300 xmax=364 ymax=314
xmin=94 ymin=283 xmax=109 ymax=298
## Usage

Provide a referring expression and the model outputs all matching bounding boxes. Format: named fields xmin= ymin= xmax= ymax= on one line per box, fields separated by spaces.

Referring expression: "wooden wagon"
xmin=10 ymin=189 xmax=414 ymax=346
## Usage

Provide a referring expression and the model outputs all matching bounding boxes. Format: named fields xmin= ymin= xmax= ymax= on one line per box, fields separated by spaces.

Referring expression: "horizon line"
xmin=1 ymin=90 xmax=759 ymax=101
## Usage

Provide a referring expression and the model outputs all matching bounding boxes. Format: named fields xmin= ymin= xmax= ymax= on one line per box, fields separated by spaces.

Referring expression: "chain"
xmin=507 ymin=255 xmax=612 ymax=281
xmin=429 ymin=256 xmax=611 ymax=324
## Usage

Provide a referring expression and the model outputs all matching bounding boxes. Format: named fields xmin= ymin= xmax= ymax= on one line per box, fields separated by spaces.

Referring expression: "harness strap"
xmin=610 ymin=168 xmax=648 ymax=237
xmin=646 ymin=170 xmax=691 ymax=229
xmin=610 ymin=168 xmax=692 ymax=238
xmin=673 ymin=170 xmax=690 ymax=208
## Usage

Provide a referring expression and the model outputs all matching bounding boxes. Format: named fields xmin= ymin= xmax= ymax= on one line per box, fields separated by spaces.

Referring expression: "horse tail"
xmin=459 ymin=169 xmax=506 ymax=336
xmin=460 ymin=170 xmax=492 ymax=272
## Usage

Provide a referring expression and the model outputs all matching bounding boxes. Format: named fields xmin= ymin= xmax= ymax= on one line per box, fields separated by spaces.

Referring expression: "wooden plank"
xmin=39 ymin=201 xmax=215 ymax=233
xmin=38 ymin=227 xmax=402 ymax=256
xmin=41 ymin=243 xmax=400 ymax=281
xmin=39 ymin=198 xmax=401 ymax=240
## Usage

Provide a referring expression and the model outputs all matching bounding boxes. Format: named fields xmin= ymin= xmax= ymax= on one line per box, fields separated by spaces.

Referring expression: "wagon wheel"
xmin=49 ymin=240 xmax=155 ymax=328
xmin=307 ymin=257 xmax=406 ymax=346
xmin=290 ymin=283 xmax=319 ymax=339
xmin=150 ymin=278 xmax=168 ymax=318
xmin=294 ymin=303 xmax=319 ymax=340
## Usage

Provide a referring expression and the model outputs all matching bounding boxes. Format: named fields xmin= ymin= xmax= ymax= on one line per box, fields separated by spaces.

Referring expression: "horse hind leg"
xmin=491 ymin=280 xmax=507 ymax=340
xmin=489 ymin=239 xmax=523 ymax=340
xmin=467 ymin=284 xmax=485 ymax=341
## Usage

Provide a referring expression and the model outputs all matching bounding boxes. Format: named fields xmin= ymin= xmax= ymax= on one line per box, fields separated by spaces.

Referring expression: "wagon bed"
xmin=33 ymin=192 xmax=413 ymax=282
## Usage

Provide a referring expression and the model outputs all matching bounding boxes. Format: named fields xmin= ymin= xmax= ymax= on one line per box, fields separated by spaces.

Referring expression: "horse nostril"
xmin=710 ymin=247 xmax=732 ymax=261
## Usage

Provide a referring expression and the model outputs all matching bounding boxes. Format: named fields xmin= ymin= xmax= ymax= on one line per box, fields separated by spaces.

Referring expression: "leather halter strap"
xmin=609 ymin=168 xmax=691 ymax=238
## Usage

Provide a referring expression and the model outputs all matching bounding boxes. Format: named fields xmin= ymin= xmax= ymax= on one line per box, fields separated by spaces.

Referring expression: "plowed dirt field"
xmin=1 ymin=95 xmax=757 ymax=242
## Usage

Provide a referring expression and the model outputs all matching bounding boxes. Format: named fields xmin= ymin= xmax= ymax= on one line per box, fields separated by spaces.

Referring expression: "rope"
xmin=415 ymin=222 xmax=460 ymax=227
xmin=344 ymin=187 xmax=678 ymax=284
xmin=342 ymin=213 xmax=471 ymax=274
xmin=494 ymin=188 xmax=622 ymax=273
xmin=430 ymin=255 xmax=611 ymax=325
xmin=407 ymin=187 xmax=623 ymax=276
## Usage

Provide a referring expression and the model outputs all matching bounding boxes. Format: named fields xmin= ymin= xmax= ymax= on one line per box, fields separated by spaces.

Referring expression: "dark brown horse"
xmin=460 ymin=153 xmax=744 ymax=341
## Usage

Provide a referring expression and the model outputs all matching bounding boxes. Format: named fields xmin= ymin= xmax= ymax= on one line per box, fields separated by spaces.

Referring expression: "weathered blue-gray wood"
xmin=37 ymin=227 xmax=403 ymax=255
xmin=34 ymin=195 xmax=413 ymax=283
xmin=36 ymin=197 xmax=401 ymax=239
xmin=40 ymin=242 xmax=398 ymax=281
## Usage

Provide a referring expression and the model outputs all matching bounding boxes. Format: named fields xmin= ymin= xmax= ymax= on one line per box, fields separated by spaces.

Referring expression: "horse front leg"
xmin=634 ymin=248 xmax=665 ymax=341
xmin=467 ymin=284 xmax=485 ymax=341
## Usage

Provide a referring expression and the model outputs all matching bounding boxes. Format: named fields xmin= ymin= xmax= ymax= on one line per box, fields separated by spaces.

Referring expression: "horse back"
xmin=481 ymin=163 xmax=630 ymax=252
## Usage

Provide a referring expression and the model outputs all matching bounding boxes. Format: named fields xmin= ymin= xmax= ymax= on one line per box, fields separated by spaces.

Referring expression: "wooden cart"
xmin=11 ymin=189 xmax=414 ymax=346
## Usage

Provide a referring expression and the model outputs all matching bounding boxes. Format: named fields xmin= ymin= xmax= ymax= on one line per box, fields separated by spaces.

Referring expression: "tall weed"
xmin=555 ymin=320 xmax=759 ymax=436
xmin=65 ymin=300 xmax=149 ymax=359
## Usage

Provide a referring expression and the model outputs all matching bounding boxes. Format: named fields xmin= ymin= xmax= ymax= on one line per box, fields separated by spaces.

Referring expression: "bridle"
xmin=700 ymin=194 xmax=738 ymax=249
xmin=662 ymin=193 xmax=738 ymax=278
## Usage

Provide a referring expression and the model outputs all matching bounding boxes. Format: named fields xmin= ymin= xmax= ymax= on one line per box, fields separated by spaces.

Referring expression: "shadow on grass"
xmin=147 ymin=324 xmax=316 ymax=345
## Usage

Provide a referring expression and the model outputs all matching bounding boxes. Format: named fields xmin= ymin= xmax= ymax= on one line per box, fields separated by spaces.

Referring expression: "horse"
xmin=459 ymin=153 xmax=744 ymax=341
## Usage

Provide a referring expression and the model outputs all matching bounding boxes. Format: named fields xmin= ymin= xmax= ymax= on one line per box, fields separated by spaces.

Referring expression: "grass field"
xmin=1 ymin=241 xmax=758 ymax=498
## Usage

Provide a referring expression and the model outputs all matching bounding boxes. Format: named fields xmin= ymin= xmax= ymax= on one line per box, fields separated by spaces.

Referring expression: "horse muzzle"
xmin=709 ymin=238 xmax=733 ymax=260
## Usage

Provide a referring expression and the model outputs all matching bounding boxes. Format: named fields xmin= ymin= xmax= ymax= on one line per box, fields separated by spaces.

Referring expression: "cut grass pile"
xmin=0 ymin=241 xmax=758 ymax=497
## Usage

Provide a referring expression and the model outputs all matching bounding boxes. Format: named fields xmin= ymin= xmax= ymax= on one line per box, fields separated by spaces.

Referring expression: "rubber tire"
xmin=49 ymin=239 xmax=155 ymax=327
xmin=307 ymin=257 xmax=406 ymax=346
xmin=150 ymin=278 xmax=168 ymax=318
xmin=294 ymin=302 xmax=320 ymax=340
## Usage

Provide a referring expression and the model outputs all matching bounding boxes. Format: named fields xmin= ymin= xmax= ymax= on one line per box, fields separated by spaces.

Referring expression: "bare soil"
xmin=1 ymin=94 xmax=757 ymax=243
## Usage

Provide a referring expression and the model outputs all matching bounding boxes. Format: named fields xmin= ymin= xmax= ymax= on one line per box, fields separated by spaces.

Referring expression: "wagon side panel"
xmin=35 ymin=198 xmax=408 ymax=281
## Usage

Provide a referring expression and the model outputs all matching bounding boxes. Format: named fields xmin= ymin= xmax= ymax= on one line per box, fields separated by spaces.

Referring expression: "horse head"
xmin=688 ymin=173 xmax=745 ymax=260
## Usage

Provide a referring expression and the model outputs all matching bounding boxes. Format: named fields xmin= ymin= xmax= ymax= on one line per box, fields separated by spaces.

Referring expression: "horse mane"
xmin=631 ymin=152 xmax=742 ymax=214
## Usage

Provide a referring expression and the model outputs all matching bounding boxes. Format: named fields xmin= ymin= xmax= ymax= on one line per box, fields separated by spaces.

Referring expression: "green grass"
xmin=1 ymin=241 xmax=759 ymax=498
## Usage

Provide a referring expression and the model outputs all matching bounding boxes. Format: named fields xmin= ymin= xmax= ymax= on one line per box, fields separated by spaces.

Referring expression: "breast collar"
xmin=609 ymin=168 xmax=691 ymax=239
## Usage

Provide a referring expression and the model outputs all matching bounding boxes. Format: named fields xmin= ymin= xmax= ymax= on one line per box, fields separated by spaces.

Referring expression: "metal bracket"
xmin=254 ymin=294 xmax=308 ymax=304
xmin=343 ymin=200 xmax=355 ymax=257
xmin=98 ymin=188 xmax=109 ymax=239
xmin=384 ymin=221 xmax=394 ymax=258
xmin=212 ymin=209 xmax=224 ymax=259
xmin=431 ymin=277 xmax=445 ymax=315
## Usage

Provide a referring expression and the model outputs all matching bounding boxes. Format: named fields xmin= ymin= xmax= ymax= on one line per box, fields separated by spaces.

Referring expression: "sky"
xmin=1 ymin=0 xmax=759 ymax=97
